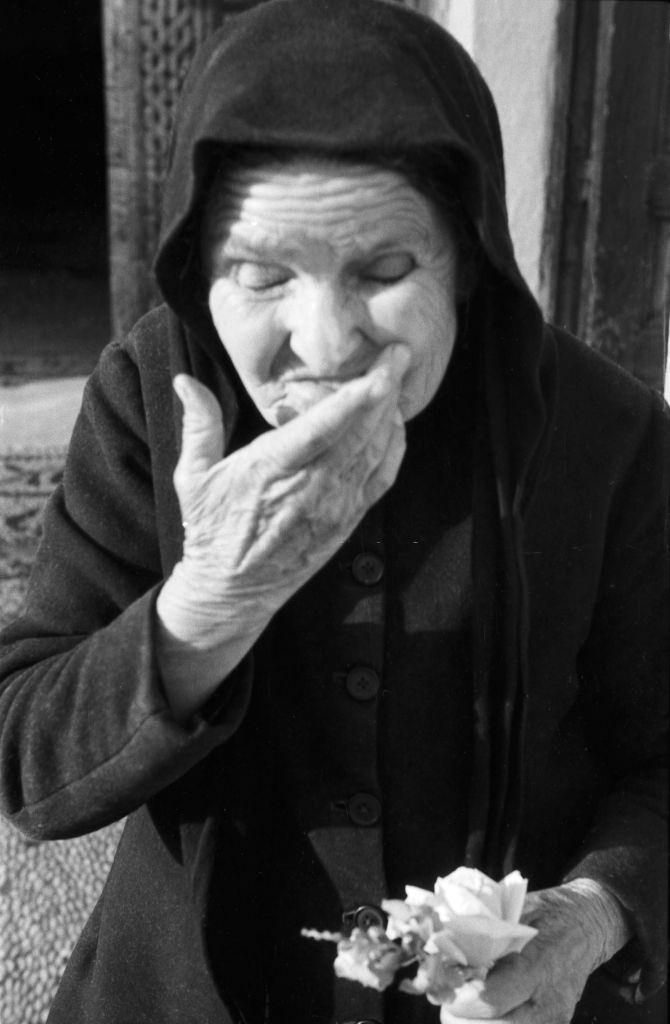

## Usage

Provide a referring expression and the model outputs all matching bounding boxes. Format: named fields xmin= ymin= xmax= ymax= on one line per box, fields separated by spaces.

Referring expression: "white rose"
xmin=333 ymin=926 xmax=402 ymax=992
xmin=383 ymin=868 xmax=537 ymax=993
xmin=434 ymin=867 xmax=528 ymax=924
xmin=304 ymin=867 xmax=538 ymax=1003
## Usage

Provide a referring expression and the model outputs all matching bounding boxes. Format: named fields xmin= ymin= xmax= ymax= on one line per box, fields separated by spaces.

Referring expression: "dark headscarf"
xmin=153 ymin=0 xmax=557 ymax=875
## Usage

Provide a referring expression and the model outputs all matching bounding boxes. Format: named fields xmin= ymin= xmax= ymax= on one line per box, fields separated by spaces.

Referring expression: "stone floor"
xmin=0 ymin=417 xmax=123 ymax=1024
xmin=0 ymin=434 xmax=125 ymax=1024
xmin=0 ymin=378 xmax=87 ymax=452
xmin=0 ymin=265 xmax=119 ymax=1024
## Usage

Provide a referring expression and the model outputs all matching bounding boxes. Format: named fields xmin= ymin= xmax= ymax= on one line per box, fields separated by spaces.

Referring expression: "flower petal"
xmin=424 ymin=930 xmax=468 ymax=965
xmin=436 ymin=916 xmax=537 ymax=967
xmin=499 ymin=870 xmax=528 ymax=924
xmin=405 ymin=885 xmax=436 ymax=906
xmin=435 ymin=868 xmax=502 ymax=919
xmin=333 ymin=928 xmax=402 ymax=991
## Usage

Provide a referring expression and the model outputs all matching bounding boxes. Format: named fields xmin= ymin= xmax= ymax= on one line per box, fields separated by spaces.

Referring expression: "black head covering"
xmin=153 ymin=0 xmax=558 ymax=874
xmin=154 ymin=0 xmax=549 ymax=463
xmin=156 ymin=0 xmax=528 ymax=316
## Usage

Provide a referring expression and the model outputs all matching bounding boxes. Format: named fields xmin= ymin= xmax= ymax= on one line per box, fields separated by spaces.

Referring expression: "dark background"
xmin=0 ymin=1 xmax=109 ymax=378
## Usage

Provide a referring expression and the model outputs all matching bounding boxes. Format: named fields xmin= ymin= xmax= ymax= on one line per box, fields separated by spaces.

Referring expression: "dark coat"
xmin=0 ymin=1 xmax=667 ymax=1020
xmin=0 ymin=306 xmax=666 ymax=1022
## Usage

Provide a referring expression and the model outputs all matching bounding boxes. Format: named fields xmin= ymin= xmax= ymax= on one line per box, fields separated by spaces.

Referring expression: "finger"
xmin=439 ymin=1002 xmax=538 ymax=1024
xmin=363 ymin=411 xmax=406 ymax=506
xmin=266 ymin=344 xmax=410 ymax=470
xmin=173 ymin=374 xmax=225 ymax=477
xmin=446 ymin=973 xmax=528 ymax=1021
xmin=327 ymin=386 xmax=399 ymax=478
xmin=471 ymin=955 xmax=538 ymax=1016
xmin=449 ymin=948 xmax=545 ymax=1022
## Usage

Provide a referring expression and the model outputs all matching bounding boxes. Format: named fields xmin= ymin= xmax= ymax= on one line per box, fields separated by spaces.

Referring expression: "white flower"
xmin=382 ymin=896 xmax=440 ymax=945
xmin=384 ymin=868 xmax=537 ymax=1002
xmin=400 ymin=955 xmax=488 ymax=1004
xmin=333 ymin=926 xmax=403 ymax=992
xmin=434 ymin=867 xmax=528 ymax=924
xmin=304 ymin=867 xmax=538 ymax=1005
xmin=426 ymin=868 xmax=536 ymax=967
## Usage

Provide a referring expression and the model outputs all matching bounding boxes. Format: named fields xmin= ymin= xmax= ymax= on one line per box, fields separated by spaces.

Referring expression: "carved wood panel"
xmin=103 ymin=0 xmax=270 ymax=341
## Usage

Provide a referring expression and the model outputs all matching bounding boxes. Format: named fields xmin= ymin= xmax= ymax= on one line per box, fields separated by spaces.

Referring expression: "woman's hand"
xmin=439 ymin=880 xmax=630 ymax=1024
xmin=155 ymin=343 xmax=408 ymax=717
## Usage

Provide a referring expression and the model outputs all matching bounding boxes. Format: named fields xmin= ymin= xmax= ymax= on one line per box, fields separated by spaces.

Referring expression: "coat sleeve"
xmin=563 ymin=389 xmax=669 ymax=1002
xmin=0 ymin=337 xmax=252 ymax=841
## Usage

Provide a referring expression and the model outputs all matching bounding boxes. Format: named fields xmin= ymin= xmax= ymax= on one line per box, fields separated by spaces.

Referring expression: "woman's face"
xmin=204 ymin=158 xmax=460 ymax=426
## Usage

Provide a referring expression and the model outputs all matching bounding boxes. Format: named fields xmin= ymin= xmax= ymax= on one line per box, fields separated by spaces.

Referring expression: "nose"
xmin=284 ymin=282 xmax=372 ymax=377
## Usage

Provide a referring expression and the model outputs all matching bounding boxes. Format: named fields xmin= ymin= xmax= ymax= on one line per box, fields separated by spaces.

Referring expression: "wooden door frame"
xmin=553 ymin=0 xmax=669 ymax=392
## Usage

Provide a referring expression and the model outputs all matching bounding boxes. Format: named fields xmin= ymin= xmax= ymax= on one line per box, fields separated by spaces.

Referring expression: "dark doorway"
xmin=0 ymin=0 xmax=110 ymax=381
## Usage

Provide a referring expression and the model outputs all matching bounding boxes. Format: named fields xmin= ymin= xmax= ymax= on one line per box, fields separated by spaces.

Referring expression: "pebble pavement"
xmin=0 ymin=395 xmax=123 ymax=1024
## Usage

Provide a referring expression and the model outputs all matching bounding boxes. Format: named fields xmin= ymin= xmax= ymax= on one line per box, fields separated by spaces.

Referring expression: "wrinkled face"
xmin=204 ymin=159 xmax=460 ymax=425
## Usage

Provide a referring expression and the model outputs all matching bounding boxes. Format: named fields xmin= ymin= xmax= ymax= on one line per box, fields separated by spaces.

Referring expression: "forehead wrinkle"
xmin=208 ymin=198 xmax=437 ymax=266
xmin=223 ymin=217 xmax=432 ymax=257
xmin=216 ymin=177 xmax=430 ymax=224
xmin=204 ymin=160 xmax=442 ymax=260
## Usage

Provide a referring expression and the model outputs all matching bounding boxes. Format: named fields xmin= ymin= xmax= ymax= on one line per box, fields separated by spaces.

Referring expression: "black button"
xmin=342 ymin=904 xmax=387 ymax=930
xmin=355 ymin=905 xmax=386 ymax=930
xmin=351 ymin=552 xmax=384 ymax=586
xmin=347 ymin=793 xmax=382 ymax=826
xmin=345 ymin=666 xmax=380 ymax=701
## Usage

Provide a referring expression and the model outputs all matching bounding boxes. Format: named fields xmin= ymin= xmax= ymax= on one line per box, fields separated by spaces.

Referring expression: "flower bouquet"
xmin=302 ymin=868 xmax=537 ymax=1013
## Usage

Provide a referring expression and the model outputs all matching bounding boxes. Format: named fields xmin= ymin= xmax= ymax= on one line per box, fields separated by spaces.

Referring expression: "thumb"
xmin=173 ymin=374 xmax=224 ymax=475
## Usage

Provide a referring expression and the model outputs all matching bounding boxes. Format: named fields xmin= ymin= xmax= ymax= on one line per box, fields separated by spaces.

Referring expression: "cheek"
xmin=368 ymin=279 xmax=456 ymax=362
xmin=369 ymin=279 xmax=457 ymax=418
xmin=208 ymin=284 xmax=281 ymax=381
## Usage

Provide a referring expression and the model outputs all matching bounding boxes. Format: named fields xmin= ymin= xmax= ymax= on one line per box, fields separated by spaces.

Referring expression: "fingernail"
xmin=173 ymin=375 xmax=188 ymax=403
xmin=368 ymin=366 xmax=393 ymax=401
xmin=391 ymin=346 xmax=411 ymax=374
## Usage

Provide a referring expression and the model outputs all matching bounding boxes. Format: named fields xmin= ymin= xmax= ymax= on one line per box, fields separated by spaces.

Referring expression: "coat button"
xmin=347 ymin=793 xmax=382 ymax=826
xmin=351 ymin=552 xmax=384 ymax=586
xmin=345 ymin=666 xmax=380 ymax=701
xmin=342 ymin=904 xmax=387 ymax=930
xmin=355 ymin=905 xmax=386 ymax=930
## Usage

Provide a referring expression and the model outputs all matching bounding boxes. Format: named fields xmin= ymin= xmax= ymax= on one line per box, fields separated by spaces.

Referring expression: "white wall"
xmin=421 ymin=0 xmax=562 ymax=312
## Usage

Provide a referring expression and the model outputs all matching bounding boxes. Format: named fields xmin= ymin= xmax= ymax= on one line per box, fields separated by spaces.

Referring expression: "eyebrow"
xmin=216 ymin=226 xmax=428 ymax=263
xmin=218 ymin=232 xmax=300 ymax=262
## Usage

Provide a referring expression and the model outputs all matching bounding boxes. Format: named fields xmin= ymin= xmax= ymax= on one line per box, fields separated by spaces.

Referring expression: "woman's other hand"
xmin=439 ymin=880 xmax=630 ymax=1024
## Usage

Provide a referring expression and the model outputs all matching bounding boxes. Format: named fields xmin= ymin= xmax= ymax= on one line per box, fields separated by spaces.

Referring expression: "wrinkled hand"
xmin=156 ymin=344 xmax=408 ymax=702
xmin=439 ymin=881 xmax=629 ymax=1024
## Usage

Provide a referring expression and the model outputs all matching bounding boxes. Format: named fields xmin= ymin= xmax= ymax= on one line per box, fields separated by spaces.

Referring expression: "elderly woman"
xmin=0 ymin=2 xmax=667 ymax=1022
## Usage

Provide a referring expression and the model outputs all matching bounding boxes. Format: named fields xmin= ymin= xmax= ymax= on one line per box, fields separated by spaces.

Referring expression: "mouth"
xmin=270 ymin=377 xmax=347 ymax=425
xmin=275 ymin=405 xmax=300 ymax=425
xmin=281 ymin=373 xmax=363 ymax=386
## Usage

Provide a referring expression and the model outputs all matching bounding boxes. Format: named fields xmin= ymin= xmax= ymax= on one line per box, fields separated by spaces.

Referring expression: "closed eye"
xmin=360 ymin=252 xmax=415 ymax=284
xmin=233 ymin=262 xmax=292 ymax=291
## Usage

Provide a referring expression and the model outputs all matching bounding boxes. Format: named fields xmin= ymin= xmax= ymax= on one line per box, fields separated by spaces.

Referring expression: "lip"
xmin=269 ymin=377 xmax=346 ymax=423
xmin=281 ymin=374 xmax=363 ymax=385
